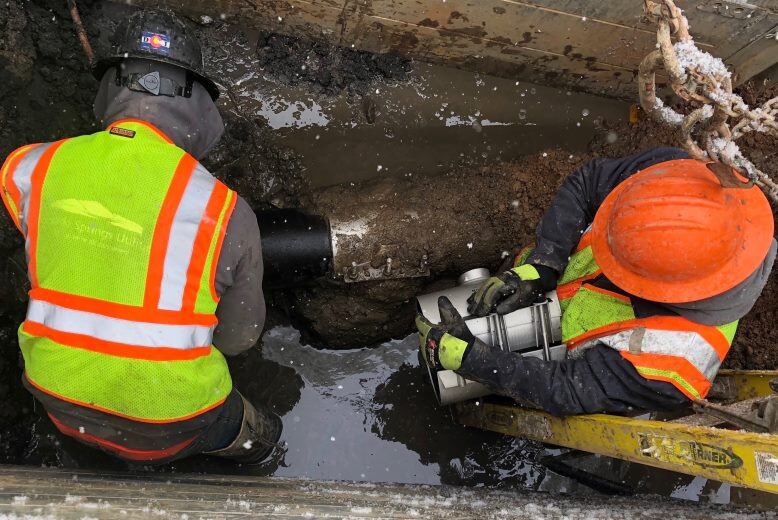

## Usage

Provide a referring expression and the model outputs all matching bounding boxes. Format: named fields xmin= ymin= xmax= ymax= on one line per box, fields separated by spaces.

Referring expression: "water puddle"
xmin=31 ymin=324 xmax=773 ymax=507
xmin=231 ymin=327 xmax=544 ymax=489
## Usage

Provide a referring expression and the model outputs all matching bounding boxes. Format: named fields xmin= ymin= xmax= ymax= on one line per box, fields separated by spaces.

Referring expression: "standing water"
xmin=32 ymin=326 xmax=745 ymax=504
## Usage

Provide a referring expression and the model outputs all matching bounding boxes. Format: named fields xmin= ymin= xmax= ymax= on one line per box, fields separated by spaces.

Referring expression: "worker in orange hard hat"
xmin=417 ymin=147 xmax=776 ymax=415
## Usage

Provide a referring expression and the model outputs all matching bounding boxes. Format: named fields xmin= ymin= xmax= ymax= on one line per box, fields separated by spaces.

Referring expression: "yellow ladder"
xmin=455 ymin=370 xmax=778 ymax=494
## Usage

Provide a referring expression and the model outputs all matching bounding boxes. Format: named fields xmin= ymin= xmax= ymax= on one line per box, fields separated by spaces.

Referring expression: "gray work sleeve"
xmin=212 ymin=196 xmax=266 ymax=356
xmin=526 ymin=147 xmax=690 ymax=274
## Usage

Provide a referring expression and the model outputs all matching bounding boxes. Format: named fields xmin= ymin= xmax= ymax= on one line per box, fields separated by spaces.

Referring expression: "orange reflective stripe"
xmin=48 ymin=414 xmax=195 ymax=461
xmin=25 ymin=373 xmax=227 ymax=424
xmin=210 ymin=192 xmax=237 ymax=301
xmin=23 ymin=321 xmax=212 ymax=361
xmin=620 ymin=351 xmax=711 ymax=399
xmin=108 ymin=119 xmax=174 ymax=145
xmin=567 ymin=315 xmax=730 ymax=359
xmin=1 ymin=144 xmax=39 ymax=233
xmin=581 ymin=283 xmax=631 ymax=303
xmin=557 ymin=270 xmax=602 ymax=300
xmin=30 ymin=288 xmax=217 ymax=326
xmin=27 ymin=140 xmax=67 ymax=288
xmin=145 ymin=154 xmax=197 ymax=308
xmin=182 ymin=182 xmax=229 ymax=312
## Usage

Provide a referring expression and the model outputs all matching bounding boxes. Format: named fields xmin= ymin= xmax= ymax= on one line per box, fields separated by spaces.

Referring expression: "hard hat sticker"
xmin=140 ymin=31 xmax=171 ymax=55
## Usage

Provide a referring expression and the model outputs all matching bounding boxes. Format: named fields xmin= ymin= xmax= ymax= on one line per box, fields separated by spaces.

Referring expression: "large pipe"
xmin=284 ymin=150 xmax=585 ymax=347
xmin=258 ymin=208 xmax=437 ymax=287
xmin=256 ymin=209 xmax=332 ymax=288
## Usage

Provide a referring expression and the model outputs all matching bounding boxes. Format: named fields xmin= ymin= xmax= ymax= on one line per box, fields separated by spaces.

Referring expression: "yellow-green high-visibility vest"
xmin=554 ymin=231 xmax=738 ymax=400
xmin=0 ymin=119 xmax=236 ymax=422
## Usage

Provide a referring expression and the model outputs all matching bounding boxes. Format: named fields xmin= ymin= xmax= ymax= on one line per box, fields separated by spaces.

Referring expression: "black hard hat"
xmin=93 ymin=9 xmax=219 ymax=100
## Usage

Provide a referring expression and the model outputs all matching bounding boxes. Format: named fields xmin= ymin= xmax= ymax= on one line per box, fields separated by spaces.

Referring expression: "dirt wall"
xmin=288 ymin=149 xmax=584 ymax=347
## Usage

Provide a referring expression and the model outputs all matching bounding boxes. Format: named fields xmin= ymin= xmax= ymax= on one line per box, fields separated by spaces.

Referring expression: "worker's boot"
xmin=205 ymin=395 xmax=282 ymax=464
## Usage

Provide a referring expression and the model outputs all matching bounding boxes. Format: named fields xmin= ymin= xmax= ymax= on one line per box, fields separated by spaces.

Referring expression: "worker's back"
xmin=0 ymin=7 xmax=278 ymax=465
xmin=1 ymin=119 xmax=235 ymax=424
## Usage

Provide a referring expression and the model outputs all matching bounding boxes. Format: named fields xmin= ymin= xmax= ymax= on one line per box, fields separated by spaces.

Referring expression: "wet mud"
xmin=0 ymin=2 xmax=775 ymax=504
xmin=290 ymin=149 xmax=585 ymax=347
xmin=253 ymin=31 xmax=412 ymax=97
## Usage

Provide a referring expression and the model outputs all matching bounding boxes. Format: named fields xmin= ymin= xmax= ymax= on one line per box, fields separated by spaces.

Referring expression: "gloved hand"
xmin=415 ymin=296 xmax=477 ymax=371
xmin=467 ymin=264 xmax=555 ymax=317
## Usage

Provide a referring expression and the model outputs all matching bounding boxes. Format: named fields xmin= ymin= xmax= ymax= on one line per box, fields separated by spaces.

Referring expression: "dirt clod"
xmin=255 ymin=32 xmax=412 ymax=97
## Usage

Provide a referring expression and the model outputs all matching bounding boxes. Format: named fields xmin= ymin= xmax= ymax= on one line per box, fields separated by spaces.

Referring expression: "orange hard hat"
xmin=590 ymin=159 xmax=774 ymax=303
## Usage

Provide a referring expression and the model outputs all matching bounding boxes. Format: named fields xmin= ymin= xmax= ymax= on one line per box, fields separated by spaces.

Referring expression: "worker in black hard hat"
xmin=93 ymin=8 xmax=221 ymax=101
xmin=0 ymin=8 xmax=280 ymax=465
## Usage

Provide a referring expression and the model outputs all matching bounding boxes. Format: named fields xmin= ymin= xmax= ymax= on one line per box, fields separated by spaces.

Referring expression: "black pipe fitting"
xmin=256 ymin=209 xmax=332 ymax=288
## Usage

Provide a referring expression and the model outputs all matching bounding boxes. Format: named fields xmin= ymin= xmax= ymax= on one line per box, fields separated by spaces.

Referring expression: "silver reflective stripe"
xmin=158 ymin=162 xmax=216 ymax=311
xmin=27 ymin=299 xmax=214 ymax=349
xmin=576 ymin=328 xmax=722 ymax=380
xmin=13 ymin=143 xmax=53 ymax=236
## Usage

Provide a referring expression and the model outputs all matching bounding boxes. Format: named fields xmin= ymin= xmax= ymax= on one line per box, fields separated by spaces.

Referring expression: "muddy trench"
xmin=0 ymin=0 xmax=776 ymax=504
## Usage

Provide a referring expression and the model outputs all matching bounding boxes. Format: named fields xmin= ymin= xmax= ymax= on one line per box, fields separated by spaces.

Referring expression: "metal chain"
xmin=639 ymin=0 xmax=778 ymax=202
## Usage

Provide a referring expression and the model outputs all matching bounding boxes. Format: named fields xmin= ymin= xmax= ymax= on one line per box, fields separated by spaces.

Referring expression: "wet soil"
xmin=253 ymin=31 xmax=412 ymax=97
xmin=289 ymin=149 xmax=585 ymax=347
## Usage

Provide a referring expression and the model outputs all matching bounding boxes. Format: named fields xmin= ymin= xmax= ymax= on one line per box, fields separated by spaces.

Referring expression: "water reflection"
xmin=256 ymin=327 xmax=543 ymax=487
xmin=371 ymin=362 xmax=544 ymax=488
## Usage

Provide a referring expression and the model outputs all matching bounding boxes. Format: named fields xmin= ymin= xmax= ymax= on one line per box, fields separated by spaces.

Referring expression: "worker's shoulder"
xmin=189 ymin=161 xmax=244 ymax=207
xmin=593 ymin=146 xmax=691 ymax=179
xmin=228 ymin=195 xmax=258 ymax=234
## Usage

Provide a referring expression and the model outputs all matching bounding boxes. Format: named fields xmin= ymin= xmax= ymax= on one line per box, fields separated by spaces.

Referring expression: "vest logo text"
xmin=110 ymin=127 xmax=136 ymax=139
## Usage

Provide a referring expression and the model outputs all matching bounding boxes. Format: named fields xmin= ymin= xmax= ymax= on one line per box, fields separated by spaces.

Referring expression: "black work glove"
xmin=415 ymin=296 xmax=477 ymax=371
xmin=467 ymin=264 xmax=557 ymax=317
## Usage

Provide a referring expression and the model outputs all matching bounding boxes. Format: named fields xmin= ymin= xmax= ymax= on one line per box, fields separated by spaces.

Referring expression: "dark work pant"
xmin=172 ymin=389 xmax=245 ymax=459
